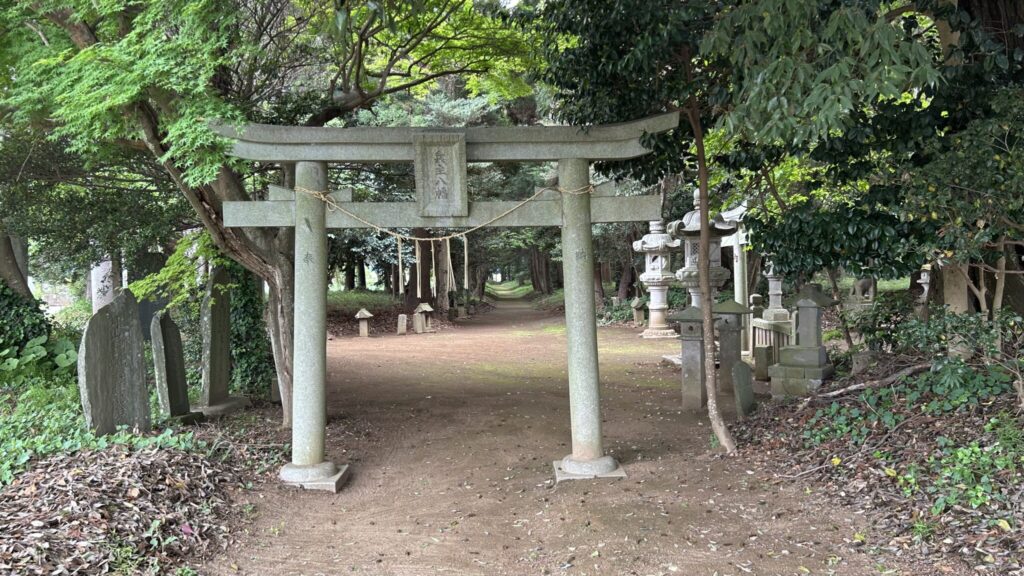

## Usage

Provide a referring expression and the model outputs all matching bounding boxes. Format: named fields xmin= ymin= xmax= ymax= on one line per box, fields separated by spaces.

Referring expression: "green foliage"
xmin=703 ymin=1 xmax=940 ymax=145
xmin=130 ymin=231 xmax=226 ymax=309
xmin=0 ymin=336 xmax=195 ymax=486
xmin=0 ymin=283 xmax=49 ymax=351
xmin=52 ymin=297 xmax=94 ymax=332
xmin=228 ymin=264 xmax=274 ymax=398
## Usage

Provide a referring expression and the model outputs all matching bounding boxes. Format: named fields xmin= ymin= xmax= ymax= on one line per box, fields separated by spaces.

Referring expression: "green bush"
xmin=229 ymin=266 xmax=274 ymax=398
xmin=52 ymin=297 xmax=93 ymax=332
xmin=0 ymin=283 xmax=49 ymax=350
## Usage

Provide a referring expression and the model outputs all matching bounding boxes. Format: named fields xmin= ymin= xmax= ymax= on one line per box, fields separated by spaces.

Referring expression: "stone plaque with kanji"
xmin=413 ymin=133 xmax=467 ymax=217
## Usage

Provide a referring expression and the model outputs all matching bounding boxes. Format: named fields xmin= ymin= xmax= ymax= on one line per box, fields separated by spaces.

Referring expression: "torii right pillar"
xmin=553 ymin=158 xmax=626 ymax=482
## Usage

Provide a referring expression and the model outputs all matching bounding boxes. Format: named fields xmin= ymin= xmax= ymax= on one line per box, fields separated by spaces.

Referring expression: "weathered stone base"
xmin=552 ymin=459 xmax=626 ymax=483
xmin=167 ymin=411 xmax=206 ymax=426
xmin=280 ymin=462 xmax=351 ymax=493
xmin=768 ymin=363 xmax=835 ymax=397
xmin=196 ymin=395 xmax=250 ymax=418
xmin=640 ymin=328 xmax=678 ymax=339
xmin=661 ymin=354 xmax=682 ymax=367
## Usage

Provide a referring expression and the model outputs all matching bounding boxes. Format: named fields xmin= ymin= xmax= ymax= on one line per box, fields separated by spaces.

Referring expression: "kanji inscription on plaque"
xmin=413 ymin=132 xmax=467 ymax=217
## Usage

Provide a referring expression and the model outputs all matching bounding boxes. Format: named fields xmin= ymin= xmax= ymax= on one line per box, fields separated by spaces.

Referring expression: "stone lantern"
xmin=762 ymin=261 xmax=789 ymax=321
xmin=632 ymin=221 xmax=681 ymax=338
xmin=666 ymin=307 xmax=707 ymax=412
xmin=667 ymin=190 xmax=735 ymax=308
xmin=355 ymin=308 xmax=373 ymax=337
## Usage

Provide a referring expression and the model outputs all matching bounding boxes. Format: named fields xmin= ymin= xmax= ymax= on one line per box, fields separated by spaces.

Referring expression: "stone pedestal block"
xmin=412 ymin=313 xmax=425 ymax=334
xmin=397 ymin=314 xmax=408 ymax=335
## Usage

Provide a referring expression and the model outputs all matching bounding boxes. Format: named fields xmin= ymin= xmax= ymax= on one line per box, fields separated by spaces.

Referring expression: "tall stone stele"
xmin=151 ymin=313 xmax=204 ymax=424
xmin=632 ymin=221 xmax=681 ymax=338
xmin=77 ymin=290 xmax=150 ymax=435
xmin=197 ymin=266 xmax=250 ymax=417
xmin=712 ymin=299 xmax=752 ymax=394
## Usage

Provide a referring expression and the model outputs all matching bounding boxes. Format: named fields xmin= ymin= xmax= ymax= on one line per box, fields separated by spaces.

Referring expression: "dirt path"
xmin=203 ymin=299 xmax=886 ymax=576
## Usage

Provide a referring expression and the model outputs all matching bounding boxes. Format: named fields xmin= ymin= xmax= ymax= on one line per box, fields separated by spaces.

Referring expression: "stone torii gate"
xmin=214 ymin=112 xmax=679 ymax=491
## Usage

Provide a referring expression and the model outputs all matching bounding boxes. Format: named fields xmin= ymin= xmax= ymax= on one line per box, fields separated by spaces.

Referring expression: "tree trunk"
xmin=436 ymin=239 xmax=451 ymax=314
xmin=344 ymin=263 xmax=356 ymax=291
xmin=357 ymin=259 xmax=366 ymax=290
xmin=826 ymin=268 xmax=856 ymax=348
xmin=687 ymin=95 xmax=736 ymax=453
xmin=593 ymin=263 xmax=606 ymax=308
xmin=0 ymin=226 xmax=31 ymax=298
xmin=265 ymin=261 xmax=294 ymax=428
xmin=616 ymin=259 xmax=634 ymax=301
xmin=473 ymin=264 xmax=489 ymax=301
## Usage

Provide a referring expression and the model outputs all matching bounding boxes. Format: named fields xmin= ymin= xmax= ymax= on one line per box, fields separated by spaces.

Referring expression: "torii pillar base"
xmin=553 ymin=456 xmax=627 ymax=483
xmin=280 ymin=462 xmax=351 ymax=493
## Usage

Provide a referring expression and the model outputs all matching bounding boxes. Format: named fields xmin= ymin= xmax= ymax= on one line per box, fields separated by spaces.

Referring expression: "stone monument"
xmin=712 ymin=300 xmax=752 ymax=393
xmin=198 ymin=266 xmax=249 ymax=416
xmin=151 ymin=314 xmax=203 ymax=424
xmin=397 ymin=313 xmax=408 ymax=335
xmin=630 ymin=297 xmax=645 ymax=327
xmin=769 ymin=284 xmax=835 ymax=397
xmin=77 ymin=290 xmax=150 ymax=435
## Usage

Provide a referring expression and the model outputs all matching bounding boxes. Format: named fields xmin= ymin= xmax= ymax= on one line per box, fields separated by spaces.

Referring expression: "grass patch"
xmin=535 ymin=289 xmax=565 ymax=310
xmin=327 ymin=289 xmax=401 ymax=315
xmin=486 ymin=281 xmax=536 ymax=300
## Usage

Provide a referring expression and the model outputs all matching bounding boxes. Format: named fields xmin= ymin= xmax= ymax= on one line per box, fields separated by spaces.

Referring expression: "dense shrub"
xmin=0 ymin=284 xmax=49 ymax=350
xmin=228 ymin=265 xmax=274 ymax=398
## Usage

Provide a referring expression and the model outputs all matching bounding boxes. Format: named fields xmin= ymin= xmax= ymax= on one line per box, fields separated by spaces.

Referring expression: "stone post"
xmin=554 ymin=158 xmax=623 ymax=481
xmin=748 ymin=294 xmax=764 ymax=356
xmin=668 ymin=307 xmax=707 ymax=412
xmin=632 ymin=221 xmax=680 ymax=338
xmin=630 ymin=297 xmax=645 ymax=326
xmin=397 ymin=314 xmax=408 ymax=335
xmin=151 ymin=314 xmax=203 ymax=424
xmin=280 ymin=161 xmax=349 ymax=492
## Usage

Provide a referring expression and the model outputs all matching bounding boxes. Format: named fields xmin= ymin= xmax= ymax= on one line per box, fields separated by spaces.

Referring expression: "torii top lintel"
xmin=211 ymin=112 xmax=679 ymax=163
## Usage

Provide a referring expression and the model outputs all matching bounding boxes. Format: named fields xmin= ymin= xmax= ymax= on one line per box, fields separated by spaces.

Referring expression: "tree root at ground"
xmin=797 ymin=362 xmax=932 ymax=411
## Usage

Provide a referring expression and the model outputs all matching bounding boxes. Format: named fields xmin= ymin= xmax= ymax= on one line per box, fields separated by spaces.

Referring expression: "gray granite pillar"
xmin=554 ymin=158 xmax=623 ymax=481
xmin=713 ymin=300 xmax=750 ymax=394
xmin=280 ymin=161 xmax=349 ymax=492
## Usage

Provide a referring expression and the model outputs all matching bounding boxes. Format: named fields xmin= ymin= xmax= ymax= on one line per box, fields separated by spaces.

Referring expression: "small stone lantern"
xmin=632 ymin=221 xmax=681 ymax=338
xmin=667 ymin=190 xmax=734 ymax=308
xmin=413 ymin=302 xmax=434 ymax=333
xmin=355 ymin=308 xmax=373 ymax=337
xmin=667 ymin=307 xmax=707 ymax=412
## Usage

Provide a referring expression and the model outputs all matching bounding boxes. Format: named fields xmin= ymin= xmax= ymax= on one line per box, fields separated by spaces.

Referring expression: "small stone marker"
xmin=77 ymin=290 xmax=150 ymax=435
xmin=733 ymin=362 xmax=755 ymax=419
xmin=397 ymin=314 xmax=408 ymax=335
xmin=753 ymin=345 xmax=774 ymax=380
xmin=151 ymin=314 xmax=203 ymax=424
xmin=355 ymin=308 xmax=373 ymax=337
xmin=457 ymin=305 xmax=468 ymax=319
xmin=630 ymin=297 xmax=645 ymax=327
xmin=412 ymin=312 xmax=426 ymax=334
xmin=198 ymin=267 xmax=249 ymax=417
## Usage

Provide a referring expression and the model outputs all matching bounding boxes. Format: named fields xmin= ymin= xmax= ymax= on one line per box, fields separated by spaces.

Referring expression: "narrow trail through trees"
xmin=204 ymin=300 xmax=880 ymax=575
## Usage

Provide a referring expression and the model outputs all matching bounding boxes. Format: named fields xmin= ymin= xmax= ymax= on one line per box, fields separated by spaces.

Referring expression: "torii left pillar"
xmin=279 ymin=161 xmax=350 ymax=492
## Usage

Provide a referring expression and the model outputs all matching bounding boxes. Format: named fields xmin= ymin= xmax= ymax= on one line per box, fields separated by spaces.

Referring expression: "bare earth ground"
xmin=202 ymin=300 xmax=897 ymax=576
